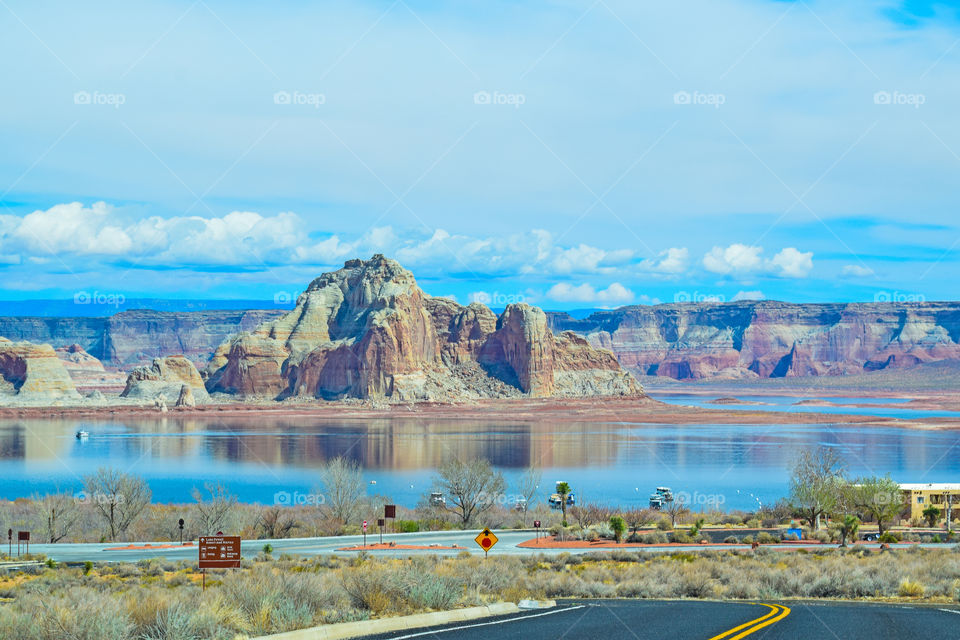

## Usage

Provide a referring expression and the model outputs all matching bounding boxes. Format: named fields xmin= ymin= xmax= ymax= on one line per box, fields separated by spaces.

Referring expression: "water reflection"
xmin=1 ymin=417 xmax=958 ymax=509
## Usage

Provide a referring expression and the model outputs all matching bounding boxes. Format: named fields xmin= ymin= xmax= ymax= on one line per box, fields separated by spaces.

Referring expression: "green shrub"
xmin=723 ymin=535 xmax=739 ymax=543
xmin=879 ymin=532 xmax=901 ymax=543
xmin=898 ymin=580 xmax=925 ymax=597
xmin=756 ymin=532 xmax=777 ymax=544
xmin=83 ymin=561 xmax=93 ymax=575
xmin=669 ymin=531 xmax=692 ymax=544
xmin=396 ymin=520 xmax=420 ymax=533
xmin=741 ymin=535 xmax=754 ymax=544
xmin=656 ymin=518 xmax=672 ymax=531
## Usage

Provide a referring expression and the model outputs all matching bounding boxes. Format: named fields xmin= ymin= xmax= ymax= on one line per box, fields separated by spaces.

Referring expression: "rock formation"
xmin=175 ymin=384 xmax=196 ymax=407
xmin=121 ymin=356 xmax=209 ymax=403
xmin=547 ymin=301 xmax=960 ymax=380
xmin=0 ymin=337 xmax=80 ymax=401
xmin=206 ymin=255 xmax=641 ymax=400
xmin=0 ymin=309 xmax=286 ymax=368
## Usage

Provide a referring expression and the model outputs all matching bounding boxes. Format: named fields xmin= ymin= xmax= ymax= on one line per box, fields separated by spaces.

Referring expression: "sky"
xmin=1 ymin=0 xmax=960 ymax=310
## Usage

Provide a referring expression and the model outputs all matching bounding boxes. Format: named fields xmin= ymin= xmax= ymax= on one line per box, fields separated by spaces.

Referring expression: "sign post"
xmin=533 ymin=520 xmax=541 ymax=542
xmin=384 ymin=505 xmax=396 ymax=533
xmin=198 ymin=534 xmax=241 ymax=591
xmin=17 ymin=531 xmax=29 ymax=556
xmin=377 ymin=518 xmax=385 ymax=544
xmin=362 ymin=520 xmax=367 ymax=547
xmin=7 ymin=528 xmax=10 ymax=558
xmin=474 ymin=528 xmax=498 ymax=559
xmin=178 ymin=518 xmax=185 ymax=544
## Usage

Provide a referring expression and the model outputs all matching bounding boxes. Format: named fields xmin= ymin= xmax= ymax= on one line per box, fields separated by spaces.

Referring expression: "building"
xmin=899 ymin=483 xmax=960 ymax=522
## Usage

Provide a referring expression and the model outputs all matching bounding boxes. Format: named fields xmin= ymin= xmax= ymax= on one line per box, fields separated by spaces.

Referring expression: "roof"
xmin=899 ymin=483 xmax=960 ymax=491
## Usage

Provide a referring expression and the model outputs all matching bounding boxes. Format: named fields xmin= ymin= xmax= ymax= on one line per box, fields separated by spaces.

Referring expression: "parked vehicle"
xmin=548 ymin=481 xmax=575 ymax=509
xmin=429 ymin=492 xmax=445 ymax=506
xmin=649 ymin=486 xmax=673 ymax=510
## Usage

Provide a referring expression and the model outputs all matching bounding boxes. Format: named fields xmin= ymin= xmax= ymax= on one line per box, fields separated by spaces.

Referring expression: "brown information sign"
xmin=198 ymin=535 xmax=241 ymax=569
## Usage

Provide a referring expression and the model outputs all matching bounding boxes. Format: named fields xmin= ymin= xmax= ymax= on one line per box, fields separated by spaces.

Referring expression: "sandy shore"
xmin=2 ymin=395 xmax=958 ymax=429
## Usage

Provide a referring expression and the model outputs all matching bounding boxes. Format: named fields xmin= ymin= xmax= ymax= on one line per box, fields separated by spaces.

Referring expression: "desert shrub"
xmin=761 ymin=517 xmax=777 ymax=528
xmin=395 ymin=520 xmax=419 ymax=533
xmin=756 ymin=532 xmax=777 ymax=544
xmin=669 ymin=531 xmax=692 ymax=544
xmin=1 ymin=588 xmax=133 ymax=640
xmin=784 ymin=533 xmax=799 ymax=541
xmin=741 ymin=535 xmax=754 ymax=544
xmin=811 ymin=531 xmax=831 ymax=543
xmin=626 ymin=531 xmax=644 ymax=543
xmin=656 ymin=518 xmax=672 ymax=531
xmin=898 ymin=580 xmax=925 ymax=597
xmin=746 ymin=519 xmax=760 ymax=528
xmin=642 ymin=532 xmax=668 ymax=544
xmin=879 ymin=532 xmax=901 ymax=543
xmin=723 ymin=535 xmax=739 ymax=543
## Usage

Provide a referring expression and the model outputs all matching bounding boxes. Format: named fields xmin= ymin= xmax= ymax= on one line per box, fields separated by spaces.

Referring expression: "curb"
xmin=250 ymin=602 xmax=522 ymax=640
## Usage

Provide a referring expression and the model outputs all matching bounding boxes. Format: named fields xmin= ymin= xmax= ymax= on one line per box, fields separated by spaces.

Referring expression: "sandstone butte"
xmin=0 ymin=337 xmax=80 ymax=401
xmin=121 ymin=355 xmax=210 ymax=403
xmin=205 ymin=255 xmax=642 ymax=401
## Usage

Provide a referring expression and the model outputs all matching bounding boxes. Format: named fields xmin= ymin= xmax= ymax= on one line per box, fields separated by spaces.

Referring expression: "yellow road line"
xmin=707 ymin=603 xmax=791 ymax=640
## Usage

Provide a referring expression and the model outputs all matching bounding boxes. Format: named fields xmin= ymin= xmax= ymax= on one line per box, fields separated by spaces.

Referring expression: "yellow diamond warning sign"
xmin=474 ymin=528 xmax=498 ymax=553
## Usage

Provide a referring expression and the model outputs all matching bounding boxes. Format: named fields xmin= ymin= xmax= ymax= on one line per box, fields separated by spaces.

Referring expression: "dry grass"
xmin=0 ymin=547 xmax=958 ymax=639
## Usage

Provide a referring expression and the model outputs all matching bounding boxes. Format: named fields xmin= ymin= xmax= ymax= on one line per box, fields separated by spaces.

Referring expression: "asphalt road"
xmin=361 ymin=600 xmax=960 ymax=640
xmin=24 ymin=529 xmax=948 ymax=563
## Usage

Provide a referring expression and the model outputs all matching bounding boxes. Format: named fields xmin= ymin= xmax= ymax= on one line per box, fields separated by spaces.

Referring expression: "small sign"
xmin=17 ymin=531 xmax=29 ymax=542
xmin=198 ymin=535 xmax=241 ymax=569
xmin=377 ymin=518 xmax=385 ymax=527
xmin=533 ymin=520 xmax=541 ymax=528
xmin=384 ymin=504 xmax=396 ymax=518
xmin=474 ymin=528 xmax=498 ymax=553
xmin=362 ymin=520 xmax=368 ymax=531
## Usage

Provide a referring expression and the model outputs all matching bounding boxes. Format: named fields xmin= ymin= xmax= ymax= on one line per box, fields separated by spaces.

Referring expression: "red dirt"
xmin=336 ymin=543 xmax=466 ymax=551
xmin=2 ymin=396 xmax=953 ymax=429
xmin=104 ymin=543 xmax=195 ymax=551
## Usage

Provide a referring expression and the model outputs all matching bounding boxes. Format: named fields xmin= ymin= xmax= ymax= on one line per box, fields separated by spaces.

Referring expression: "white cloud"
xmin=842 ymin=264 xmax=875 ymax=277
xmin=703 ymin=244 xmax=763 ymax=274
xmin=545 ymin=282 xmax=634 ymax=305
xmin=14 ymin=202 xmax=133 ymax=255
xmin=732 ymin=290 xmax=764 ymax=301
xmin=641 ymin=247 xmax=688 ymax=274
xmin=770 ymin=247 xmax=813 ymax=278
xmin=702 ymin=244 xmax=813 ymax=278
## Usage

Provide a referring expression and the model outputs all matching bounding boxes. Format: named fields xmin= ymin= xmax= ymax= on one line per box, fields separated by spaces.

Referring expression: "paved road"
xmin=24 ymin=529 xmax=949 ymax=563
xmin=361 ymin=600 xmax=960 ymax=640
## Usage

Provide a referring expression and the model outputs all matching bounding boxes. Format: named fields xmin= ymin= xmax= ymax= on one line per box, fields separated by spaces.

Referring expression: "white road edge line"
xmin=386 ymin=605 xmax=588 ymax=639
xmin=937 ymin=608 xmax=960 ymax=615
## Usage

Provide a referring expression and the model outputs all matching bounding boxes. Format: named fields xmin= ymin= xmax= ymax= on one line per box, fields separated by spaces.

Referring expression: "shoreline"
xmin=1 ymin=395 xmax=959 ymax=429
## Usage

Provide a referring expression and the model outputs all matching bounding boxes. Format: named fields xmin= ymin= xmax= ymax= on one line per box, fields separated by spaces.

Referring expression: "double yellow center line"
xmin=707 ymin=603 xmax=791 ymax=640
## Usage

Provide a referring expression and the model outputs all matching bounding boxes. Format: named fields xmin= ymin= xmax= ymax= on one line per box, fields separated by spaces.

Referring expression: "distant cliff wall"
xmin=547 ymin=301 xmax=960 ymax=379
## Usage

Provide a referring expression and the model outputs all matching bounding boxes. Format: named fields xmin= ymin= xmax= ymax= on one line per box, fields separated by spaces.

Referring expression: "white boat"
xmin=75 ymin=430 xmax=89 ymax=440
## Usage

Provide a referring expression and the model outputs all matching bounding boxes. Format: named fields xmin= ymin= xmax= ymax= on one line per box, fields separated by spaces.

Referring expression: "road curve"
xmin=359 ymin=600 xmax=960 ymax=640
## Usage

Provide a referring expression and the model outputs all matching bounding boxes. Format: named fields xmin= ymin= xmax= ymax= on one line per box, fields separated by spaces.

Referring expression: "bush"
xmin=756 ymin=532 xmax=777 ymax=544
xmin=669 ymin=531 xmax=692 ymax=544
xmin=745 ymin=519 xmax=760 ymax=529
xmin=879 ymin=532 xmax=901 ymax=543
xmin=811 ymin=531 xmax=831 ymax=543
xmin=898 ymin=580 xmax=925 ymax=598
xmin=396 ymin=520 xmax=420 ymax=533
xmin=741 ymin=535 xmax=754 ymax=544
xmin=723 ymin=535 xmax=739 ymax=544
xmin=641 ymin=532 xmax=668 ymax=544
xmin=656 ymin=518 xmax=672 ymax=531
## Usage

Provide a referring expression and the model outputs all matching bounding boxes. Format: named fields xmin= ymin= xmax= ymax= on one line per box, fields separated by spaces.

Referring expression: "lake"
xmin=2 ymin=408 xmax=958 ymax=511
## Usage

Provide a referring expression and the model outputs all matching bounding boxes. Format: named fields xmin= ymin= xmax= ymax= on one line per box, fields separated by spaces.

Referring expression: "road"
xmin=361 ymin=600 xmax=960 ymax=640
xmin=22 ymin=529 xmax=950 ymax=563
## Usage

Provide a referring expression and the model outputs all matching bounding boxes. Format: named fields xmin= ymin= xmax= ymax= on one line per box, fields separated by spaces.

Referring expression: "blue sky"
xmin=1 ymin=0 xmax=960 ymax=309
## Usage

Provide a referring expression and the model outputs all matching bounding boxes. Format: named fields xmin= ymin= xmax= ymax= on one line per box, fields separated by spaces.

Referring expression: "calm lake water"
xmin=2 ymin=403 xmax=958 ymax=511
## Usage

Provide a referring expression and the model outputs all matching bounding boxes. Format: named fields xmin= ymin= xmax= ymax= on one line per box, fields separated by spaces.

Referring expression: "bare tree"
xmin=432 ymin=458 xmax=506 ymax=527
xmin=191 ymin=481 xmax=237 ymax=535
xmin=83 ymin=467 xmax=152 ymax=540
xmin=788 ymin=447 xmax=846 ymax=530
xmin=318 ymin=457 xmax=365 ymax=525
xmin=665 ymin=495 xmax=689 ymax=528
xmin=255 ymin=506 xmax=298 ymax=539
xmin=33 ymin=492 xmax=81 ymax=543
xmin=517 ymin=467 xmax=542 ymax=527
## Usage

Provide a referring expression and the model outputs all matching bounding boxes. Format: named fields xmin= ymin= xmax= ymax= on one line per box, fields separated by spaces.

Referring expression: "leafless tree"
xmin=318 ymin=457 xmax=366 ymax=525
xmin=432 ymin=458 xmax=505 ymax=527
xmin=82 ymin=467 xmax=152 ymax=540
xmin=255 ymin=506 xmax=298 ymax=539
xmin=33 ymin=492 xmax=81 ymax=543
xmin=517 ymin=467 xmax=542 ymax=526
xmin=665 ymin=495 xmax=690 ymax=528
xmin=191 ymin=481 xmax=237 ymax=535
